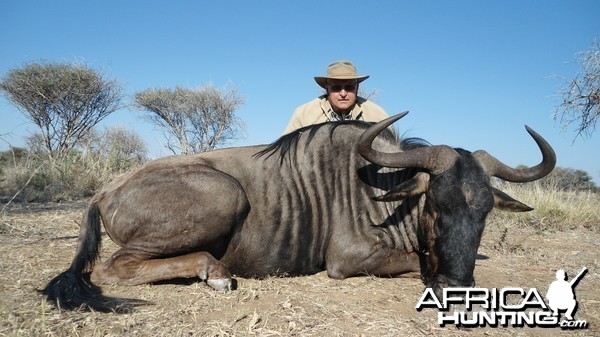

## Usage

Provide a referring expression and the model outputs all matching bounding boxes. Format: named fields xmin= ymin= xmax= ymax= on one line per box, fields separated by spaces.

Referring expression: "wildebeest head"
xmin=357 ymin=112 xmax=556 ymax=294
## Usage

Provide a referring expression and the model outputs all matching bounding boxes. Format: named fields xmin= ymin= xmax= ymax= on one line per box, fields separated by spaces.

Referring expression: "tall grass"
xmin=0 ymin=126 xmax=147 ymax=202
xmin=490 ymin=180 xmax=600 ymax=232
xmin=1 ymin=150 xmax=136 ymax=202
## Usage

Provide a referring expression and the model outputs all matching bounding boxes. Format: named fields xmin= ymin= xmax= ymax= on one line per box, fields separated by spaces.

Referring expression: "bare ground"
xmin=0 ymin=201 xmax=598 ymax=336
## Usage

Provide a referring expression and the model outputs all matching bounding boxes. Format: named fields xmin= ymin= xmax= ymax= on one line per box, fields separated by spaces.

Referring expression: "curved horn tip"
xmin=523 ymin=125 xmax=553 ymax=152
xmin=392 ymin=111 xmax=408 ymax=121
xmin=364 ymin=111 xmax=410 ymax=134
xmin=396 ymin=111 xmax=410 ymax=119
xmin=524 ymin=125 xmax=538 ymax=136
xmin=382 ymin=111 xmax=410 ymax=126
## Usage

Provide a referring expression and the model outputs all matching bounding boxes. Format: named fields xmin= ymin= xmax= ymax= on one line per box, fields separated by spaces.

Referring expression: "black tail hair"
xmin=39 ymin=202 xmax=146 ymax=313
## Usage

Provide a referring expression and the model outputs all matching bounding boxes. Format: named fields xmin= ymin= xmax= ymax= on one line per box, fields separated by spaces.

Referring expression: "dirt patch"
xmin=0 ymin=202 xmax=598 ymax=336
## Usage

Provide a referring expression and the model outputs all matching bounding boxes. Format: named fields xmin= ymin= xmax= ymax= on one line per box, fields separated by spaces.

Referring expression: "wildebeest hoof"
xmin=207 ymin=278 xmax=232 ymax=292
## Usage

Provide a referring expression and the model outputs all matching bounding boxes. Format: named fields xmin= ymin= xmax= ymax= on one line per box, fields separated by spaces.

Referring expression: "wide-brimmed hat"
xmin=314 ymin=60 xmax=369 ymax=88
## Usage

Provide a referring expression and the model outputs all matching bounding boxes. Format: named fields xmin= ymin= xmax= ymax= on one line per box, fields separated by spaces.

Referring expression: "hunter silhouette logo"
xmin=546 ymin=267 xmax=587 ymax=321
xmin=415 ymin=267 xmax=589 ymax=329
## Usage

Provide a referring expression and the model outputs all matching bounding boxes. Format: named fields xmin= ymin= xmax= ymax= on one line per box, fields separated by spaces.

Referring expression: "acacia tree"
xmin=0 ymin=62 xmax=123 ymax=159
xmin=134 ymin=84 xmax=245 ymax=154
xmin=554 ymin=37 xmax=600 ymax=139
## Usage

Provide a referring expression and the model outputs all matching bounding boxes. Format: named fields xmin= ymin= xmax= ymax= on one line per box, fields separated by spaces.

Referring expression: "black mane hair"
xmin=254 ymin=120 xmax=429 ymax=164
xmin=399 ymin=137 xmax=431 ymax=151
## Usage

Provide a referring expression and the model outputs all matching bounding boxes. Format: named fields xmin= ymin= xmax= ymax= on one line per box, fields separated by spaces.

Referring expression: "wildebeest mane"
xmin=399 ymin=137 xmax=432 ymax=151
xmin=254 ymin=120 xmax=406 ymax=164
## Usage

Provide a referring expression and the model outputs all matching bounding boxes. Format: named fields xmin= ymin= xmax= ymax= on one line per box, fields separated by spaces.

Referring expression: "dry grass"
xmin=0 ymin=198 xmax=598 ymax=336
xmin=492 ymin=182 xmax=600 ymax=231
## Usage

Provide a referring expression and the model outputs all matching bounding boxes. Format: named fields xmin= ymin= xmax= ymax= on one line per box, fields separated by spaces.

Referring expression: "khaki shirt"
xmin=283 ymin=95 xmax=390 ymax=135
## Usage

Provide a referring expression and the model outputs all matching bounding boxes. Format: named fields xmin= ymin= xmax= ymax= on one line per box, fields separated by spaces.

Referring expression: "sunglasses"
xmin=327 ymin=83 xmax=357 ymax=93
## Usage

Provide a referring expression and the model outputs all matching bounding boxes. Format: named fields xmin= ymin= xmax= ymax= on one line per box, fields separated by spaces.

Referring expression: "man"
xmin=283 ymin=60 xmax=390 ymax=134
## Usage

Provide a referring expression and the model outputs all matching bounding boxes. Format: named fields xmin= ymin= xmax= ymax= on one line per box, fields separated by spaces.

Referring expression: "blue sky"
xmin=1 ymin=1 xmax=599 ymax=183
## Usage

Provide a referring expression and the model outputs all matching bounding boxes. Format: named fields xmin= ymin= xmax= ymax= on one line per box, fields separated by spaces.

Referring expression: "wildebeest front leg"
xmin=326 ymin=247 xmax=420 ymax=279
xmin=91 ymin=250 xmax=232 ymax=291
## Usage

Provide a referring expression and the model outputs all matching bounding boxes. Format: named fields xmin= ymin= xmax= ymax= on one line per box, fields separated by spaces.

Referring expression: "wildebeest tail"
xmin=40 ymin=201 xmax=145 ymax=313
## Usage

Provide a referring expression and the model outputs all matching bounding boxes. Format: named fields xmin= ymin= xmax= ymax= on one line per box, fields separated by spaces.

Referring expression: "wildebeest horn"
xmin=472 ymin=126 xmax=556 ymax=182
xmin=357 ymin=112 xmax=460 ymax=175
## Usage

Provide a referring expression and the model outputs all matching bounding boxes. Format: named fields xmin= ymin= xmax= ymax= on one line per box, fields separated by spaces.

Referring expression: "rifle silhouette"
xmin=569 ymin=267 xmax=588 ymax=288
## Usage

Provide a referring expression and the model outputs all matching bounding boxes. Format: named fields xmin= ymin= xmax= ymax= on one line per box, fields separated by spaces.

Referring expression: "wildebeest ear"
xmin=373 ymin=172 xmax=429 ymax=202
xmin=492 ymin=188 xmax=533 ymax=212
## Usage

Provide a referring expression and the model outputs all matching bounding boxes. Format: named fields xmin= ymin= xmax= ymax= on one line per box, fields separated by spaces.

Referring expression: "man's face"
xmin=326 ymin=79 xmax=358 ymax=113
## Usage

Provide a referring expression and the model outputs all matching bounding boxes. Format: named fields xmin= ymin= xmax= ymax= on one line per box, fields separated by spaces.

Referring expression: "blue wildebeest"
xmin=41 ymin=112 xmax=555 ymax=312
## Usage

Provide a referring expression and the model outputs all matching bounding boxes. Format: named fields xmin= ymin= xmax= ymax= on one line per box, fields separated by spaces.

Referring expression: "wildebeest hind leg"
xmin=91 ymin=250 xmax=233 ymax=291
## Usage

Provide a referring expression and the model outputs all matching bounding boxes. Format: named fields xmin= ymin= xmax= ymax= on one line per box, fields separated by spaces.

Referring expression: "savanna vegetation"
xmin=0 ymin=61 xmax=245 ymax=203
xmin=0 ymin=50 xmax=599 ymax=335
